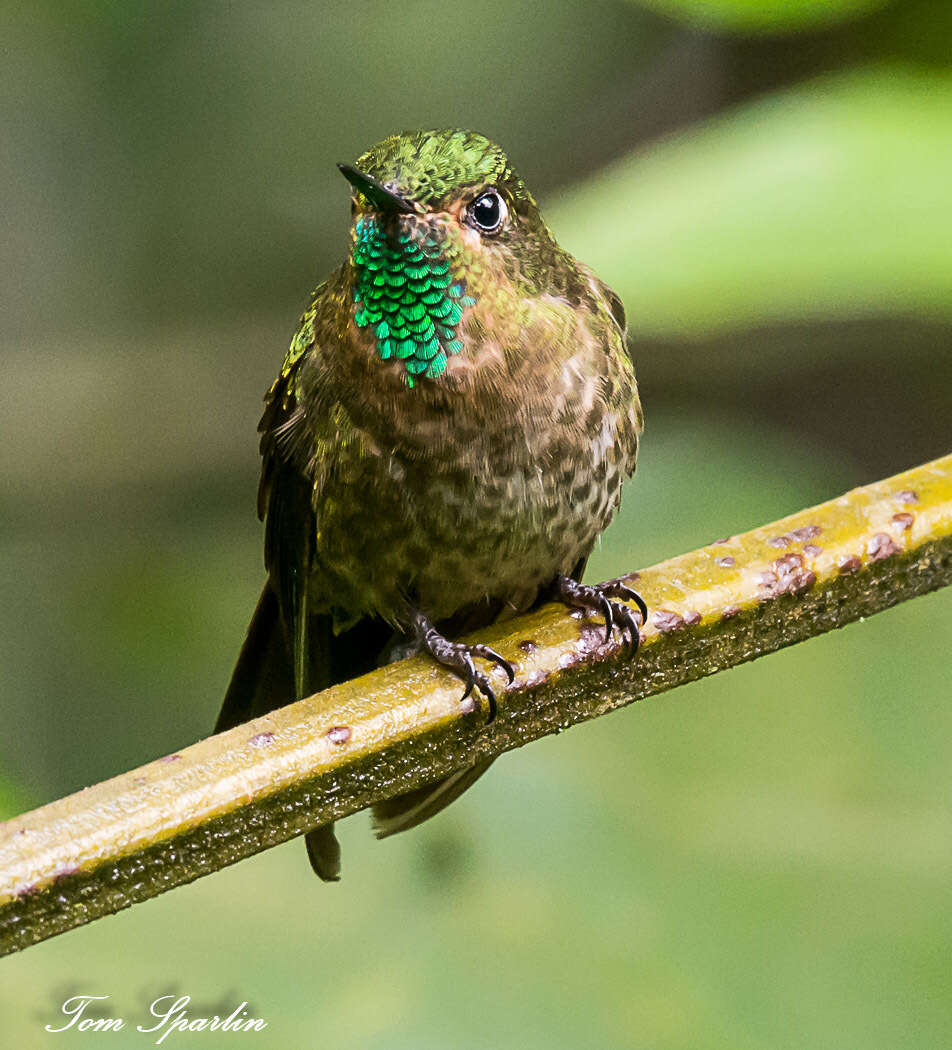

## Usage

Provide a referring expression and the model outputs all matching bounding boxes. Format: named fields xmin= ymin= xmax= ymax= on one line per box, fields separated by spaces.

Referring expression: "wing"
xmin=257 ymin=285 xmax=393 ymax=689
xmin=217 ymin=298 xmax=322 ymax=733
xmin=583 ymin=266 xmax=638 ymax=379
xmin=257 ymin=332 xmax=318 ymax=700
xmin=219 ymin=288 xmax=350 ymax=880
xmin=578 ymin=264 xmax=643 ymax=476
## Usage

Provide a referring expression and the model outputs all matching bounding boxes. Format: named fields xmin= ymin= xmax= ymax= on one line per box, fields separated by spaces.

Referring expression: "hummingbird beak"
xmin=337 ymin=164 xmax=415 ymax=215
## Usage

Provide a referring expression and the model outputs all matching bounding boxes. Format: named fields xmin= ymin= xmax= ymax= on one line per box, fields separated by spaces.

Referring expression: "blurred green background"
xmin=2 ymin=1 xmax=951 ymax=1046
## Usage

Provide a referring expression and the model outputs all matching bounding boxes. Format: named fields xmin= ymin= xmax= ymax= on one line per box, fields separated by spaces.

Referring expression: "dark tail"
xmin=219 ymin=590 xmax=513 ymax=880
xmin=217 ymin=585 xmax=341 ymax=880
xmin=371 ymin=758 xmax=496 ymax=839
xmin=216 ymin=585 xmax=294 ymax=733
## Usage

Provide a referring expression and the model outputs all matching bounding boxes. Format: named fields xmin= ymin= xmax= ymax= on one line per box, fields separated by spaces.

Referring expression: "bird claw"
xmin=412 ymin=614 xmax=512 ymax=723
xmin=467 ymin=643 xmax=515 ymax=684
xmin=611 ymin=583 xmax=649 ymax=625
xmin=554 ymin=575 xmax=647 ymax=653
xmin=457 ymin=651 xmax=477 ymax=703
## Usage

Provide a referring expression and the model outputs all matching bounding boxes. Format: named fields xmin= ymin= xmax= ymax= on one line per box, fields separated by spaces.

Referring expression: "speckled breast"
xmin=308 ymin=376 xmax=636 ymax=630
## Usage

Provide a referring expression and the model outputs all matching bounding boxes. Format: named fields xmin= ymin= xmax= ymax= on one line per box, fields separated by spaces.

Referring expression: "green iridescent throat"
xmin=352 ymin=217 xmax=475 ymax=385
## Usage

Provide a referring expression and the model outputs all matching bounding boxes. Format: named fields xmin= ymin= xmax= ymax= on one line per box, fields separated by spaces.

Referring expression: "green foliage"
xmin=554 ymin=67 xmax=952 ymax=336
xmin=626 ymin=0 xmax=889 ymax=32
xmin=0 ymin=782 xmax=25 ymax=821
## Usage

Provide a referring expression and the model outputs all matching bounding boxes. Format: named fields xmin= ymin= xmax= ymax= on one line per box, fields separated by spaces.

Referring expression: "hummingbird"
xmin=216 ymin=129 xmax=645 ymax=881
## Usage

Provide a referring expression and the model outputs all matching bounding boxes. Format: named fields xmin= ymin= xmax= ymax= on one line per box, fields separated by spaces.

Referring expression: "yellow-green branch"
xmin=2 ymin=454 xmax=951 ymax=957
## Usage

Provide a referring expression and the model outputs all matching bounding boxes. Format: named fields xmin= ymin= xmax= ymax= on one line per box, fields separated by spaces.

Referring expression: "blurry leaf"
xmin=626 ymin=0 xmax=889 ymax=33
xmin=553 ymin=66 xmax=952 ymax=337
xmin=0 ymin=778 xmax=26 ymax=820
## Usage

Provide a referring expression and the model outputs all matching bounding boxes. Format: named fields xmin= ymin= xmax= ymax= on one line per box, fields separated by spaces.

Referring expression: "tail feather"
xmin=219 ymin=588 xmax=527 ymax=877
xmin=305 ymin=825 xmax=342 ymax=882
xmin=216 ymin=585 xmax=294 ymax=733
xmin=372 ymin=759 xmax=496 ymax=839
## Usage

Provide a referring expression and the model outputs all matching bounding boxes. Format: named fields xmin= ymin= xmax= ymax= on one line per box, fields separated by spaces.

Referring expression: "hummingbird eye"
xmin=466 ymin=191 xmax=507 ymax=234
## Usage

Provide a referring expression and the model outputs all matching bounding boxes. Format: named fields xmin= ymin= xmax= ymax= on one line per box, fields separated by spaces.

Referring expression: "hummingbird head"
xmin=339 ymin=129 xmax=568 ymax=385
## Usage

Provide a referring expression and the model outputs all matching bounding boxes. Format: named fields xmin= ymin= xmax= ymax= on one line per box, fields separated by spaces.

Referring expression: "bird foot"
xmin=554 ymin=575 xmax=647 ymax=652
xmin=411 ymin=612 xmax=514 ymax=724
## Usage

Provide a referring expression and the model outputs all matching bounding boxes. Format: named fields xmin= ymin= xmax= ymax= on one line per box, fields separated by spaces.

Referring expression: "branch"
xmin=2 ymin=454 xmax=951 ymax=957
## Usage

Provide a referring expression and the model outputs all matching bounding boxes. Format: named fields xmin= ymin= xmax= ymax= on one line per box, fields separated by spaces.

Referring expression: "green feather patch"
xmin=352 ymin=218 xmax=472 ymax=386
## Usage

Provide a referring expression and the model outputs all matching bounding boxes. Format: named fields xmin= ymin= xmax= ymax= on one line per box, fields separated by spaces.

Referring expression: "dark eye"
xmin=467 ymin=191 xmax=507 ymax=234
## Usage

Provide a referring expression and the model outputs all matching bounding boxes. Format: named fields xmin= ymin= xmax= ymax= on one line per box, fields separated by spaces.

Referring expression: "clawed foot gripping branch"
xmin=1 ymin=453 xmax=951 ymax=956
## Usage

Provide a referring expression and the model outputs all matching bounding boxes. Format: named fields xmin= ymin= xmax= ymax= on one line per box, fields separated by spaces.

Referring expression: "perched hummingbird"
xmin=217 ymin=129 xmax=645 ymax=880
